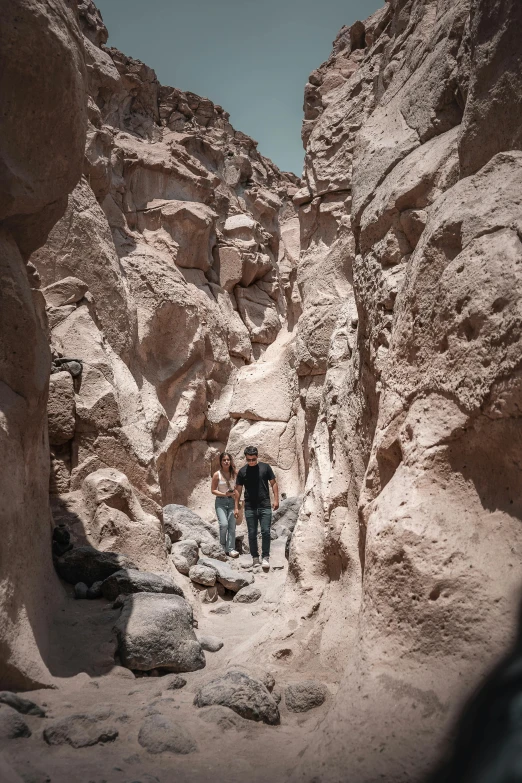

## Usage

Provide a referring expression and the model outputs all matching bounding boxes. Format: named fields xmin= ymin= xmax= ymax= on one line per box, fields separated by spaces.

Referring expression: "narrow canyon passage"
xmin=14 ymin=541 xmax=337 ymax=783
xmin=2 ymin=0 xmax=522 ymax=781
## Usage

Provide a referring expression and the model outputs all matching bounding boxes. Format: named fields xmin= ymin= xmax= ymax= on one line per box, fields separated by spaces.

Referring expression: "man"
xmin=235 ymin=446 xmax=279 ymax=570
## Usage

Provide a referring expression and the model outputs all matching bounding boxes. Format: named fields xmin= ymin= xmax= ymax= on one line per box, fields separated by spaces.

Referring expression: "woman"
xmin=211 ymin=452 xmax=239 ymax=558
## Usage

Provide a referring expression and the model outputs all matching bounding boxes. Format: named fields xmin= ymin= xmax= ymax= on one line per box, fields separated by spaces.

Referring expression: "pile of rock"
xmin=53 ymin=539 xmax=207 ymax=675
xmin=165 ymin=504 xmax=256 ymax=600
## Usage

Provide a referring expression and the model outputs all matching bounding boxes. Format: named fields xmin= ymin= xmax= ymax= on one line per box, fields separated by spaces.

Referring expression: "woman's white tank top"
xmin=217 ymin=470 xmax=233 ymax=493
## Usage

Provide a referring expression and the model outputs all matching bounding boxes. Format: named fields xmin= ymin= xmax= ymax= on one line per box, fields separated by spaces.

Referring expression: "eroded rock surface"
xmin=281 ymin=0 xmax=522 ymax=781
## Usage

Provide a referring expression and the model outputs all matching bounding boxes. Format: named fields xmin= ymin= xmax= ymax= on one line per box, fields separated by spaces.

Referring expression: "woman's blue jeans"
xmin=215 ymin=497 xmax=236 ymax=553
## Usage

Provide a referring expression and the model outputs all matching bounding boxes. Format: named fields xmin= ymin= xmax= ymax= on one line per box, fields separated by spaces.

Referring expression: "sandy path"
xmin=2 ymin=539 xmax=335 ymax=783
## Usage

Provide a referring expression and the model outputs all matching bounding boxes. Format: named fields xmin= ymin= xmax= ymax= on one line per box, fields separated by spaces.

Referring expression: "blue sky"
xmin=97 ymin=0 xmax=382 ymax=175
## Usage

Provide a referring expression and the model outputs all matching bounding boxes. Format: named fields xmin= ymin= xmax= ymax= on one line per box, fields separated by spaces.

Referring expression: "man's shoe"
xmin=228 ymin=550 xmax=239 ymax=558
xmin=262 ymin=558 xmax=270 ymax=570
xmin=252 ymin=557 xmax=260 ymax=567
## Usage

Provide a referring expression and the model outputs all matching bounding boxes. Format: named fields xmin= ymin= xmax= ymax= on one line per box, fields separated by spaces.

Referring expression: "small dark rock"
xmin=209 ymin=604 xmax=231 ymax=615
xmin=52 ymin=525 xmax=72 ymax=557
xmin=199 ymin=541 xmax=227 ymax=561
xmin=233 ymin=585 xmax=261 ymax=604
xmin=138 ymin=714 xmax=197 ymax=754
xmin=43 ymin=706 xmax=119 ymax=747
xmin=87 ymin=580 xmax=104 ymax=599
xmin=164 ymin=675 xmax=187 ymax=690
xmin=285 ymin=681 xmax=328 ymax=712
xmin=74 ymin=582 xmax=89 ymax=599
xmin=194 ymin=670 xmax=280 ymax=725
xmin=0 ymin=692 xmax=46 ymax=717
xmin=0 ymin=705 xmax=31 ymax=739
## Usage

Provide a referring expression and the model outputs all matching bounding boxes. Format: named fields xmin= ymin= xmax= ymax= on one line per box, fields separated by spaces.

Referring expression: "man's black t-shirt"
xmin=236 ymin=462 xmax=275 ymax=508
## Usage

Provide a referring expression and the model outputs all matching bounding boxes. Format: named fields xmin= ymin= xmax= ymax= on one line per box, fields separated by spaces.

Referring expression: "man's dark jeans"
xmin=244 ymin=505 xmax=272 ymax=559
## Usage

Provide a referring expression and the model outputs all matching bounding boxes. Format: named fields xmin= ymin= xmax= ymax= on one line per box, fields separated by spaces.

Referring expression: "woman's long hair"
xmin=219 ymin=452 xmax=236 ymax=479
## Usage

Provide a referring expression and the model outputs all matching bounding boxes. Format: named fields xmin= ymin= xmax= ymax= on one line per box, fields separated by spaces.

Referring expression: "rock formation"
xmin=1 ymin=0 xmax=522 ymax=780
xmin=30 ymin=0 xmax=303 ymax=569
xmin=0 ymin=0 xmax=87 ymax=690
xmin=279 ymin=0 xmax=522 ymax=780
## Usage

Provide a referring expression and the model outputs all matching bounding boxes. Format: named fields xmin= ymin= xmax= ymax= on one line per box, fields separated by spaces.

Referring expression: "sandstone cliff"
xmin=0 ymin=0 xmax=87 ymax=691
xmin=281 ymin=0 xmax=522 ymax=780
xmin=30 ymin=1 xmax=303 ymax=570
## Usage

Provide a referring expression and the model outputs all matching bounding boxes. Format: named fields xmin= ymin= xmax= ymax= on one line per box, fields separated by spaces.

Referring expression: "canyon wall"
xmin=0 ymin=0 xmax=87 ymax=689
xmin=30 ymin=1 xmax=304 ymax=569
xmin=280 ymin=0 xmax=522 ymax=780
xmin=2 ymin=0 xmax=522 ymax=779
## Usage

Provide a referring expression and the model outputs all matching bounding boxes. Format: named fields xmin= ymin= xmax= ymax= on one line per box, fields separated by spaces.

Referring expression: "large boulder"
xmin=101 ymin=569 xmax=184 ymax=601
xmin=54 ymin=546 xmax=136 ymax=587
xmin=81 ymin=469 xmax=165 ymax=569
xmin=194 ymin=670 xmax=280 ymax=725
xmin=114 ymin=593 xmax=205 ymax=673
xmin=163 ymin=504 xmax=218 ymax=545
xmin=197 ymin=556 xmax=254 ymax=593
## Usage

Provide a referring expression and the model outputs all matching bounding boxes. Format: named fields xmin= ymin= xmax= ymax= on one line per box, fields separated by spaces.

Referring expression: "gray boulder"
xmin=0 ymin=705 xmax=31 ymax=739
xmin=43 ymin=706 xmax=118 ymax=747
xmin=197 ymin=634 xmax=224 ymax=652
xmin=87 ymin=580 xmax=104 ymax=599
xmin=233 ymin=585 xmax=261 ymax=604
xmin=164 ymin=675 xmax=187 ymax=690
xmin=171 ymin=539 xmax=198 ymax=575
xmin=197 ymin=556 xmax=254 ymax=593
xmin=163 ymin=504 xmax=218 ymax=545
xmin=194 ymin=670 xmax=280 ymax=725
xmin=74 ymin=582 xmax=88 ymax=599
xmin=189 ymin=563 xmax=216 ymax=587
xmin=102 ymin=569 xmax=184 ymax=601
xmin=114 ymin=593 xmax=205 ymax=673
xmin=138 ymin=714 xmax=197 ymax=754
xmin=0 ymin=692 xmax=45 ymax=717
xmin=54 ymin=546 xmax=136 ymax=586
xmin=285 ymin=681 xmax=328 ymax=712
xmin=199 ymin=540 xmax=227 ymax=561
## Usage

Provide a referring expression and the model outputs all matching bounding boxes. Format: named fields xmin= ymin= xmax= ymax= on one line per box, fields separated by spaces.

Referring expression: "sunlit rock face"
xmin=284 ymin=0 xmax=522 ymax=780
xmin=3 ymin=0 xmax=522 ymax=776
xmin=31 ymin=1 xmax=302 ymax=559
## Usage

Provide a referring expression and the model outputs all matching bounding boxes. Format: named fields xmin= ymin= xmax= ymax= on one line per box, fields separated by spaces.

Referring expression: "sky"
xmin=97 ymin=0 xmax=382 ymax=176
